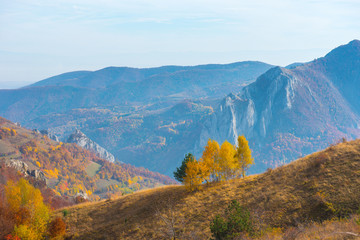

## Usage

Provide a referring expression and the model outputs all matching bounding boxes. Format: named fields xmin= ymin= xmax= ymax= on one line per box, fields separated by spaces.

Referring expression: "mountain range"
xmin=0 ymin=40 xmax=359 ymax=176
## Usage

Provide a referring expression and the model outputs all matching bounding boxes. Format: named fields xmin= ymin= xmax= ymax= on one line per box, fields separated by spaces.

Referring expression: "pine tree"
xmin=173 ymin=153 xmax=195 ymax=183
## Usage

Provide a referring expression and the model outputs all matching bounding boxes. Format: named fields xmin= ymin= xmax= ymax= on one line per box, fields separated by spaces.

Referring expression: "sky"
xmin=0 ymin=0 xmax=360 ymax=88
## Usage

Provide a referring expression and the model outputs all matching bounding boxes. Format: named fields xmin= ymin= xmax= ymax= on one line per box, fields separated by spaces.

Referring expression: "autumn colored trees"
xmin=5 ymin=178 xmax=50 ymax=239
xmin=15 ymin=137 xmax=172 ymax=199
xmin=0 ymin=127 xmax=17 ymax=139
xmin=177 ymin=136 xmax=254 ymax=191
xmin=2 ymin=178 xmax=67 ymax=240
xmin=235 ymin=136 xmax=253 ymax=178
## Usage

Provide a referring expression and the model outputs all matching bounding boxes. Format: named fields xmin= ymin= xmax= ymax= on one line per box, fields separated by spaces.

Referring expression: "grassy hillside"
xmin=57 ymin=139 xmax=360 ymax=239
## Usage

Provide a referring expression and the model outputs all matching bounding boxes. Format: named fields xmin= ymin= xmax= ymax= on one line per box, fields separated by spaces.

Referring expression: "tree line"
xmin=174 ymin=135 xmax=254 ymax=191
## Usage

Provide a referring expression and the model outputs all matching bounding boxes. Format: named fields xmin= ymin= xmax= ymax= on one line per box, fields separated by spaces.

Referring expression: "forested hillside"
xmin=0 ymin=117 xmax=175 ymax=202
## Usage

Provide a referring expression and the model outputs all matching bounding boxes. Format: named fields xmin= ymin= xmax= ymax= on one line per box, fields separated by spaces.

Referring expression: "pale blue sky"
xmin=0 ymin=0 xmax=360 ymax=88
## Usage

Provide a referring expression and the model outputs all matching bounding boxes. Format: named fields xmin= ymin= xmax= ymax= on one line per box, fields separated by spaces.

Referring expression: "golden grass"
xmin=57 ymin=139 xmax=360 ymax=239
xmin=85 ymin=161 xmax=102 ymax=178
xmin=258 ymin=215 xmax=360 ymax=240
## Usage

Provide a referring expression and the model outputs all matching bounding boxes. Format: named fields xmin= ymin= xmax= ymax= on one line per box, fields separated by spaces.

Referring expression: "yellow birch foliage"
xmin=11 ymin=128 xmax=17 ymax=136
xmin=235 ymin=135 xmax=254 ymax=178
xmin=218 ymin=141 xmax=237 ymax=181
xmin=201 ymin=139 xmax=221 ymax=182
xmin=184 ymin=159 xmax=203 ymax=192
xmin=5 ymin=178 xmax=50 ymax=240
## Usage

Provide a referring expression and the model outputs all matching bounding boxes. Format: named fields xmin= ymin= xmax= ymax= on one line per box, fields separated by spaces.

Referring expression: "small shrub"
xmin=312 ymin=152 xmax=328 ymax=168
xmin=62 ymin=209 xmax=69 ymax=217
xmin=310 ymin=191 xmax=337 ymax=221
xmin=48 ymin=217 xmax=66 ymax=239
xmin=210 ymin=200 xmax=253 ymax=240
xmin=210 ymin=215 xmax=228 ymax=240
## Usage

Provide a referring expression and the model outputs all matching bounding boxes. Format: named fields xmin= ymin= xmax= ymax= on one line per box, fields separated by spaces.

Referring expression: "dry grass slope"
xmin=57 ymin=139 xmax=360 ymax=239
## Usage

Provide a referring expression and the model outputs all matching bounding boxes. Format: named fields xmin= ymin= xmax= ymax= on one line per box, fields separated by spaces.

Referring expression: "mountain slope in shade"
xmin=67 ymin=129 xmax=115 ymax=163
xmin=196 ymin=40 xmax=360 ymax=172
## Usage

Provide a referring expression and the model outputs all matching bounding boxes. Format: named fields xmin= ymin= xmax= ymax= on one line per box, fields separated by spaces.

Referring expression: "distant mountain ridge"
xmin=0 ymin=61 xmax=272 ymax=123
xmin=28 ymin=62 xmax=272 ymax=89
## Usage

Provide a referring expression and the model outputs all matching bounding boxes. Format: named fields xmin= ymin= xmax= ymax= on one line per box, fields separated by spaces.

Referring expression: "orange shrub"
xmin=48 ymin=217 xmax=66 ymax=239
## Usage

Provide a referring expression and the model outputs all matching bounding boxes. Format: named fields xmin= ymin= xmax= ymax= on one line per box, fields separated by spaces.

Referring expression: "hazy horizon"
xmin=1 ymin=0 xmax=360 ymax=89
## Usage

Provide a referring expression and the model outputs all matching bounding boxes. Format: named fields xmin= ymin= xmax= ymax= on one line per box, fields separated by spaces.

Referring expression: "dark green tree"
xmin=210 ymin=200 xmax=253 ymax=240
xmin=173 ymin=153 xmax=195 ymax=183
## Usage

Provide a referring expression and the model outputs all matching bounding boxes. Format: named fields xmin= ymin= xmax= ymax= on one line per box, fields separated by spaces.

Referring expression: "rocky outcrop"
xmin=32 ymin=129 xmax=40 ymax=134
xmin=4 ymin=159 xmax=29 ymax=175
xmin=4 ymin=159 xmax=46 ymax=182
xmin=30 ymin=169 xmax=46 ymax=182
xmin=40 ymin=129 xmax=59 ymax=142
xmin=67 ymin=129 xmax=115 ymax=162
xmin=74 ymin=190 xmax=89 ymax=201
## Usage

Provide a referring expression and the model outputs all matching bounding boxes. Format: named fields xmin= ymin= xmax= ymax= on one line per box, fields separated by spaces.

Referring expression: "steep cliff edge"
xmin=67 ymin=129 xmax=116 ymax=163
xmin=197 ymin=41 xmax=360 ymax=172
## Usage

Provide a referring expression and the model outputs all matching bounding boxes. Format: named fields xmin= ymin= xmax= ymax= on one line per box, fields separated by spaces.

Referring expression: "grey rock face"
xmin=75 ymin=190 xmax=89 ymax=200
xmin=30 ymin=169 xmax=46 ymax=182
xmin=40 ymin=130 xmax=60 ymax=142
xmin=4 ymin=159 xmax=46 ymax=182
xmin=32 ymin=129 xmax=40 ymax=134
xmin=67 ymin=129 xmax=115 ymax=162
xmin=5 ymin=159 xmax=29 ymax=175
